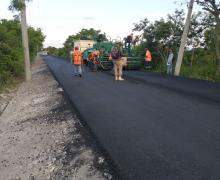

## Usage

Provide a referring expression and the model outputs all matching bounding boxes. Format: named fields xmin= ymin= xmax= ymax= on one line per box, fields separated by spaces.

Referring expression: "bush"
xmin=0 ymin=19 xmax=44 ymax=86
xmin=181 ymin=60 xmax=216 ymax=81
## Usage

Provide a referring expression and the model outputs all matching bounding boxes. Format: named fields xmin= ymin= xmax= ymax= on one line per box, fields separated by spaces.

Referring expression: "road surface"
xmin=43 ymin=55 xmax=220 ymax=180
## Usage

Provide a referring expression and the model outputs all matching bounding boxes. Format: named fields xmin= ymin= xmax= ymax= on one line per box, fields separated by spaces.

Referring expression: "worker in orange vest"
xmin=145 ymin=48 xmax=152 ymax=69
xmin=91 ymin=50 xmax=100 ymax=72
xmin=72 ymin=46 xmax=83 ymax=77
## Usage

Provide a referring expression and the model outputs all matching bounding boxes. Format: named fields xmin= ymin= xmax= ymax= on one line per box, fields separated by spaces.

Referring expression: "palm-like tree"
xmin=9 ymin=0 xmax=32 ymax=81
xmin=174 ymin=0 xmax=194 ymax=76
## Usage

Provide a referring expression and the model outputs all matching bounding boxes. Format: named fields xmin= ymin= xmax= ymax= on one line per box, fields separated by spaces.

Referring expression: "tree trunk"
xmin=174 ymin=0 xmax=194 ymax=76
xmin=190 ymin=46 xmax=195 ymax=68
xmin=214 ymin=22 xmax=220 ymax=77
xmin=157 ymin=49 xmax=166 ymax=62
xmin=20 ymin=0 xmax=31 ymax=81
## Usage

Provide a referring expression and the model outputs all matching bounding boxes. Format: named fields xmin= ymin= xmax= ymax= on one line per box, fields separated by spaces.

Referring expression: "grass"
xmin=181 ymin=61 xmax=217 ymax=82
xmin=0 ymin=75 xmax=23 ymax=94
xmin=151 ymin=59 xmax=220 ymax=83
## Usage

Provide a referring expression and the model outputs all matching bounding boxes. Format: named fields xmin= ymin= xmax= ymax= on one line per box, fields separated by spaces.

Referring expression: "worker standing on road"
xmin=144 ymin=48 xmax=152 ymax=70
xmin=72 ymin=46 xmax=83 ymax=77
xmin=111 ymin=43 xmax=124 ymax=81
xmin=166 ymin=48 xmax=174 ymax=75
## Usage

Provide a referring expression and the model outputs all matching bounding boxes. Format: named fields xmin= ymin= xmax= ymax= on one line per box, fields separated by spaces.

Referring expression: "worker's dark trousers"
xmin=144 ymin=61 xmax=151 ymax=69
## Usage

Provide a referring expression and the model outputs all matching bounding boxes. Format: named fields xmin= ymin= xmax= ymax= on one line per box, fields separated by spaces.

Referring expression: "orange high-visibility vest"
xmin=145 ymin=50 xmax=152 ymax=62
xmin=93 ymin=51 xmax=100 ymax=64
xmin=88 ymin=52 xmax=97 ymax=64
xmin=73 ymin=50 xmax=82 ymax=65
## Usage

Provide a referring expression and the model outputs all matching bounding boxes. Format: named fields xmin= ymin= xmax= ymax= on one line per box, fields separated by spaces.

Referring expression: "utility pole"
xmin=174 ymin=0 xmax=194 ymax=76
xmin=20 ymin=0 xmax=31 ymax=81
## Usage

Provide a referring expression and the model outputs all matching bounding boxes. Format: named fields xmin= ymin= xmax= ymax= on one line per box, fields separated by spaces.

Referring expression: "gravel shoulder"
xmin=0 ymin=57 xmax=115 ymax=180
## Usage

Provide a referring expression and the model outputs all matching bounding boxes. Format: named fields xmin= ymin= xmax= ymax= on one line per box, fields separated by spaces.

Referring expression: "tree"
xmin=187 ymin=11 xmax=208 ymax=67
xmin=174 ymin=0 xmax=195 ymax=76
xmin=44 ymin=46 xmax=59 ymax=55
xmin=131 ymin=2 xmax=218 ymax=80
xmin=195 ymin=0 xmax=220 ymax=77
xmin=0 ymin=19 xmax=44 ymax=86
xmin=70 ymin=28 xmax=101 ymax=41
xmin=133 ymin=10 xmax=185 ymax=63
xmin=9 ymin=0 xmax=32 ymax=81
xmin=0 ymin=19 xmax=23 ymax=85
xmin=63 ymin=28 xmax=103 ymax=58
xmin=28 ymin=27 xmax=45 ymax=59
xmin=96 ymin=33 xmax=108 ymax=42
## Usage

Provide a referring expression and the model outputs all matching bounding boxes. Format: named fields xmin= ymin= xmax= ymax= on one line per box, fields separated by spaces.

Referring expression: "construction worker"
xmin=88 ymin=52 xmax=93 ymax=69
xmin=88 ymin=51 xmax=97 ymax=71
xmin=125 ymin=33 xmax=134 ymax=48
xmin=166 ymin=48 xmax=174 ymax=75
xmin=144 ymin=48 xmax=152 ymax=69
xmin=110 ymin=43 xmax=124 ymax=81
xmin=92 ymin=50 xmax=100 ymax=72
xmin=72 ymin=46 xmax=83 ymax=77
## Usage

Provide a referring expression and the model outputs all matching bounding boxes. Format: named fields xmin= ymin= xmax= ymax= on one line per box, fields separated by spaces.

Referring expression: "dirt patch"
xmin=0 ymin=57 xmax=117 ymax=180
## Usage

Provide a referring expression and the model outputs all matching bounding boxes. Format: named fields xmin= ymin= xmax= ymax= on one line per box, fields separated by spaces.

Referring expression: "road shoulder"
xmin=0 ymin=57 xmax=114 ymax=180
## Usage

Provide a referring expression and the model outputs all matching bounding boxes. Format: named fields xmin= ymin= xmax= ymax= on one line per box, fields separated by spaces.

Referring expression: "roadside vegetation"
xmin=46 ymin=7 xmax=219 ymax=82
xmin=0 ymin=19 xmax=45 ymax=89
xmin=1 ymin=0 xmax=219 ymax=88
xmin=132 ymin=9 xmax=219 ymax=81
xmin=44 ymin=28 xmax=106 ymax=59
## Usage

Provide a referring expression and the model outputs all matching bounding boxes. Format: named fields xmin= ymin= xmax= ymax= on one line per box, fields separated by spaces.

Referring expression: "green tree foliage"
xmin=28 ymin=27 xmax=45 ymax=59
xmin=78 ymin=28 xmax=101 ymax=40
xmin=9 ymin=0 xmax=32 ymax=11
xmin=0 ymin=19 xmax=45 ymax=85
xmin=133 ymin=8 xmax=218 ymax=81
xmin=44 ymin=46 xmax=59 ymax=56
xmin=96 ymin=33 xmax=108 ymax=42
xmin=133 ymin=10 xmax=185 ymax=66
xmin=46 ymin=28 xmax=108 ymax=60
xmin=187 ymin=11 xmax=212 ymax=67
xmin=62 ymin=28 xmax=104 ymax=58
xmin=195 ymin=0 xmax=220 ymax=77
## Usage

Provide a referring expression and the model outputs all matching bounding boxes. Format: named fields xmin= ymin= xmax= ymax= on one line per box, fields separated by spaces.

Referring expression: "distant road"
xmin=44 ymin=55 xmax=220 ymax=180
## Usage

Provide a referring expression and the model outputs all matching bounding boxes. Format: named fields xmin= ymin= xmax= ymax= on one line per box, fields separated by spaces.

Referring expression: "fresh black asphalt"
xmin=43 ymin=55 xmax=220 ymax=180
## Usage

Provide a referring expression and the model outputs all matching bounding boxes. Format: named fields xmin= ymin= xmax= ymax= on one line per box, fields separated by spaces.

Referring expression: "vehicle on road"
xmin=83 ymin=39 xmax=143 ymax=70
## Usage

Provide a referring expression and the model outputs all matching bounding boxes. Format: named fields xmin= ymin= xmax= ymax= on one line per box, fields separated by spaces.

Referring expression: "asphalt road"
xmin=43 ymin=55 xmax=220 ymax=180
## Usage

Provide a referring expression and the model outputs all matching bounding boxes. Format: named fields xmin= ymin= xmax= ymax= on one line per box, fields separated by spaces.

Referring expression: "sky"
xmin=0 ymin=0 xmax=190 ymax=48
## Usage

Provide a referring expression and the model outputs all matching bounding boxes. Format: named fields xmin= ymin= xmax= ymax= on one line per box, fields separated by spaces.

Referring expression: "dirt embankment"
xmin=0 ymin=57 xmax=115 ymax=180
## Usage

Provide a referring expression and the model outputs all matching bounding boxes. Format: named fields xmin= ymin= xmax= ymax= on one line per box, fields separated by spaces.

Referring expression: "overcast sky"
xmin=0 ymin=0 xmax=191 ymax=48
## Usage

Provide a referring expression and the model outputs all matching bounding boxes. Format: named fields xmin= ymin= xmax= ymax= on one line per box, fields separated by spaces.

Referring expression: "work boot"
xmin=118 ymin=76 xmax=124 ymax=81
xmin=115 ymin=76 xmax=119 ymax=81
